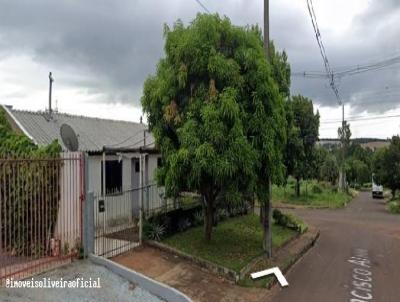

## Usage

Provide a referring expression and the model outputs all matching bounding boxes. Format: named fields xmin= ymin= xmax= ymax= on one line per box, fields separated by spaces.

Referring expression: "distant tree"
xmin=314 ymin=146 xmax=329 ymax=181
xmin=346 ymin=158 xmax=370 ymax=186
xmin=141 ymin=14 xmax=286 ymax=244
xmin=320 ymin=154 xmax=339 ymax=185
xmin=348 ymin=143 xmax=373 ymax=169
xmin=373 ymin=136 xmax=400 ymax=197
xmin=338 ymin=121 xmax=352 ymax=189
xmin=288 ymin=95 xmax=320 ymax=196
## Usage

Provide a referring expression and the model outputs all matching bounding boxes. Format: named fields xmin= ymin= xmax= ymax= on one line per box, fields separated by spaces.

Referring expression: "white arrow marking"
xmin=251 ymin=267 xmax=289 ymax=287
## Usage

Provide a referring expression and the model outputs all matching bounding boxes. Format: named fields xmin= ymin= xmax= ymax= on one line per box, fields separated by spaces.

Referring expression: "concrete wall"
xmin=54 ymin=152 xmax=83 ymax=253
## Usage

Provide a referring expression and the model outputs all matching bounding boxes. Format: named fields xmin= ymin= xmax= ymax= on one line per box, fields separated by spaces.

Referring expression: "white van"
xmin=372 ymin=183 xmax=383 ymax=199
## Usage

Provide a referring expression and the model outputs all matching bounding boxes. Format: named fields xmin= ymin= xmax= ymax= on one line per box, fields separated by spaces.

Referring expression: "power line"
xmin=105 ymin=129 xmax=146 ymax=147
xmin=320 ymin=114 xmax=400 ymax=124
xmin=293 ymin=55 xmax=400 ymax=79
xmin=306 ymin=0 xmax=342 ymax=105
xmin=194 ymin=0 xmax=210 ymax=13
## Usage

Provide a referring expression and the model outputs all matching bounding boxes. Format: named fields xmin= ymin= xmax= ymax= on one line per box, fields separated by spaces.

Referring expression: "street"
xmin=270 ymin=192 xmax=400 ymax=302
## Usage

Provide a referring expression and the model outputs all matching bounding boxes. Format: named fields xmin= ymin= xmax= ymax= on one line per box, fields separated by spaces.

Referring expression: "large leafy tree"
xmin=373 ymin=136 xmax=400 ymax=197
xmin=142 ymin=14 xmax=286 ymax=244
xmin=287 ymin=95 xmax=320 ymax=196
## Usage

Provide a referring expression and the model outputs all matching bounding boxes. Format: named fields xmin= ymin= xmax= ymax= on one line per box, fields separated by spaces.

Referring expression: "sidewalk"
xmin=112 ymin=246 xmax=272 ymax=302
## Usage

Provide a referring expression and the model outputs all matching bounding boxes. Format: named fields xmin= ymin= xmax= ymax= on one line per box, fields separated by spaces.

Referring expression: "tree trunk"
xmin=295 ymin=178 xmax=300 ymax=197
xmin=261 ymin=178 xmax=272 ymax=258
xmin=203 ymin=196 xmax=214 ymax=242
xmin=392 ymin=189 xmax=396 ymax=199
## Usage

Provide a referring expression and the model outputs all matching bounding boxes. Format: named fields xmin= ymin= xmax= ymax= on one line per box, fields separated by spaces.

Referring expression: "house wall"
xmin=146 ymin=154 xmax=160 ymax=184
xmin=88 ymin=153 xmax=159 ymax=232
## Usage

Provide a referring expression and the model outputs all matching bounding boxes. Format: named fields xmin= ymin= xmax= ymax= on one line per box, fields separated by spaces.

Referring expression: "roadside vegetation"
xmin=272 ymin=179 xmax=353 ymax=208
xmin=388 ymin=199 xmax=400 ymax=214
xmin=162 ymin=214 xmax=298 ymax=272
xmin=141 ymin=12 xmax=388 ymax=263
xmin=373 ymin=136 xmax=400 ymax=199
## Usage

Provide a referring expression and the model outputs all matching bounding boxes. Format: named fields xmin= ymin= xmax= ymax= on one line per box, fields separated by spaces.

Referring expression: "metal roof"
xmin=2 ymin=105 xmax=155 ymax=152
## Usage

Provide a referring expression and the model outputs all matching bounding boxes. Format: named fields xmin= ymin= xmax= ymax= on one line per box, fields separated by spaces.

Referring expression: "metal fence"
xmin=0 ymin=153 xmax=84 ymax=286
xmin=92 ymin=182 xmax=201 ymax=258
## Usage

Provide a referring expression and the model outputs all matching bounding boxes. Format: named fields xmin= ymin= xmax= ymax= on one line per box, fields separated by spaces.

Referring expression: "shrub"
xmin=388 ymin=201 xmax=400 ymax=214
xmin=273 ymin=209 xmax=308 ymax=233
xmin=193 ymin=211 xmax=204 ymax=226
xmin=144 ymin=221 xmax=166 ymax=241
xmin=312 ymin=185 xmax=323 ymax=194
xmin=217 ymin=209 xmax=229 ymax=221
xmin=177 ymin=218 xmax=191 ymax=232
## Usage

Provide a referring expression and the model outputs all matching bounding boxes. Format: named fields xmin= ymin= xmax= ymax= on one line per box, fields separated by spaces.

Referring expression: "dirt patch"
xmin=112 ymin=246 xmax=273 ymax=302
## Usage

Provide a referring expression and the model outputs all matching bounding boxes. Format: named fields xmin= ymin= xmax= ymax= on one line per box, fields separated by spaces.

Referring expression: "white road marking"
xmin=251 ymin=267 xmax=289 ymax=287
xmin=348 ymin=248 xmax=373 ymax=301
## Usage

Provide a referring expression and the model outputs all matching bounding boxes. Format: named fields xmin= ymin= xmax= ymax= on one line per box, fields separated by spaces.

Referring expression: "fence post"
xmin=139 ymin=155 xmax=143 ymax=245
xmin=83 ymin=192 xmax=95 ymax=257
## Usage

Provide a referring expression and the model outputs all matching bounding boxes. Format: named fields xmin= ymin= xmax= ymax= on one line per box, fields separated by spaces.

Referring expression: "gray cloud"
xmin=0 ymin=0 xmax=399 ymax=112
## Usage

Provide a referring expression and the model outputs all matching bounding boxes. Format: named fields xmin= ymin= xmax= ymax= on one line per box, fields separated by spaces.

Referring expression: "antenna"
xmin=49 ymin=72 xmax=54 ymax=115
xmin=60 ymin=123 xmax=79 ymax=151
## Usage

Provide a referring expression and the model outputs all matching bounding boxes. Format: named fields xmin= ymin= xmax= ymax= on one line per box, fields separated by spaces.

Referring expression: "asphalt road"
xmin=270 ymin=192 xmax=400 ymax=302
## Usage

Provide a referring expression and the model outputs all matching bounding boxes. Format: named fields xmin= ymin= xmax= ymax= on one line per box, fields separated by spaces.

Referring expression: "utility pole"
xmin=262 ymin=0 xmax=272 ymax=258
xmin=264 ymin=0 xmax=270 ymax=59
xmin=340 ymin=102 xmax=346 ymax=191
xmin=49 ymin=72 xmax=54 ymax=115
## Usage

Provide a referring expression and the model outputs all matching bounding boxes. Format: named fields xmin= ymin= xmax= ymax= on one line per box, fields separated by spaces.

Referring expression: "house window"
xmin=101 ymin=160 xmax=123 ymax=195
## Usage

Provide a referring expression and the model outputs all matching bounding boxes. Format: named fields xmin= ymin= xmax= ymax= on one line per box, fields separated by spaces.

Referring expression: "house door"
xmin=131 ymin=158 xmax=140 ymax=217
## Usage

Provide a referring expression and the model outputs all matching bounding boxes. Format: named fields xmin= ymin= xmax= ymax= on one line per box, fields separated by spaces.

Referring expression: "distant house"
xmin=1 ymin=104 xmax=162 ymax=220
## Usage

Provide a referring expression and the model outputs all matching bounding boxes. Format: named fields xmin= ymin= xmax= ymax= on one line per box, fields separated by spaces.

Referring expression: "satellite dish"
xmin=60 ymin=123 xmax=79 ymax=151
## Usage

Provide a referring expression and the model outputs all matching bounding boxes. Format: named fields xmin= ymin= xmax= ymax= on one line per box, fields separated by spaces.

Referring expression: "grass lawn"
xmin=272 ymin=180 xmax=354 ymax=208
xmin=162 ymin=214 xmax=297 ymax=272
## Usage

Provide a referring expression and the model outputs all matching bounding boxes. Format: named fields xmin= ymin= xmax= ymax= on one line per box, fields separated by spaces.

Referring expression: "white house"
xmin=1 ymin=105 xmax=163 ymax=242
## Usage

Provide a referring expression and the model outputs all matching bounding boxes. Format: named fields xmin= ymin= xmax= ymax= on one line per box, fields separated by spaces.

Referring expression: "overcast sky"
xmin=0 ymin=0 xmax=399 ymax=138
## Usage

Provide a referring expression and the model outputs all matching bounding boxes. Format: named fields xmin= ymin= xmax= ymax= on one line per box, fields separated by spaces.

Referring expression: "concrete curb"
xmin=266 ymin=227 xmax=320 ymax=289
xmin=89 ymin=254 xmax=193 ymax=302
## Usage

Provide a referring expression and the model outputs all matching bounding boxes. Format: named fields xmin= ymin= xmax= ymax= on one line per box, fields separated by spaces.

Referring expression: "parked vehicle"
xmin=372 ymin=183 xmax=384 ymax=199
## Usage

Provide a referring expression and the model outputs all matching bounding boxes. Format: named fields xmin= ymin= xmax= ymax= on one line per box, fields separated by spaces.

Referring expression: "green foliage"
xmin=141 ymin=14 xmax=287 ymax=240
xmin=311 ymin=184 xmax=323 ymax=194
xmin=345 ymin=158 xmax=370 ymax=186
xmin=163 ymin=214 xmax=296 ymax=272
xmin=320 ymin=153 xmax=339 ymax=185
xmin=143 ymin=221 xmax=166 ymax=241
xmin=388 ymin=201 xmax=400 ymax=214
xmin=373 ymin=136 xmax=400 ymax=197
xmin=272 ymin=180 xmax=352 ymax=208
xmin=273 ymin=209 xmax=308 ymax=233
xmin=193 ymin=210 xmax=204 ymax=226
xmin=0 ymin=108 xmax=61 ymax=156
xmin=0 ymin=107 xmax=62 ymax=256
xmin=338 ymin=121 xmax=352 ymax=161
xmin=285 ymin=95 xmax=319 ymax=195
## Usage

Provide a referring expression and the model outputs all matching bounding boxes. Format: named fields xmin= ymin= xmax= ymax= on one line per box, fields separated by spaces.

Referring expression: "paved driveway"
xmin=0 ymin=260 xmax=164 ymax=302
xmin=270 ymin=192 xmax=400 ymax=302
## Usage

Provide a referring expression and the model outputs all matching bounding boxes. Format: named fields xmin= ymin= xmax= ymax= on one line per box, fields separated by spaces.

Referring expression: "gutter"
xmin=1 ymin=104 xmax=38 ymax=145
